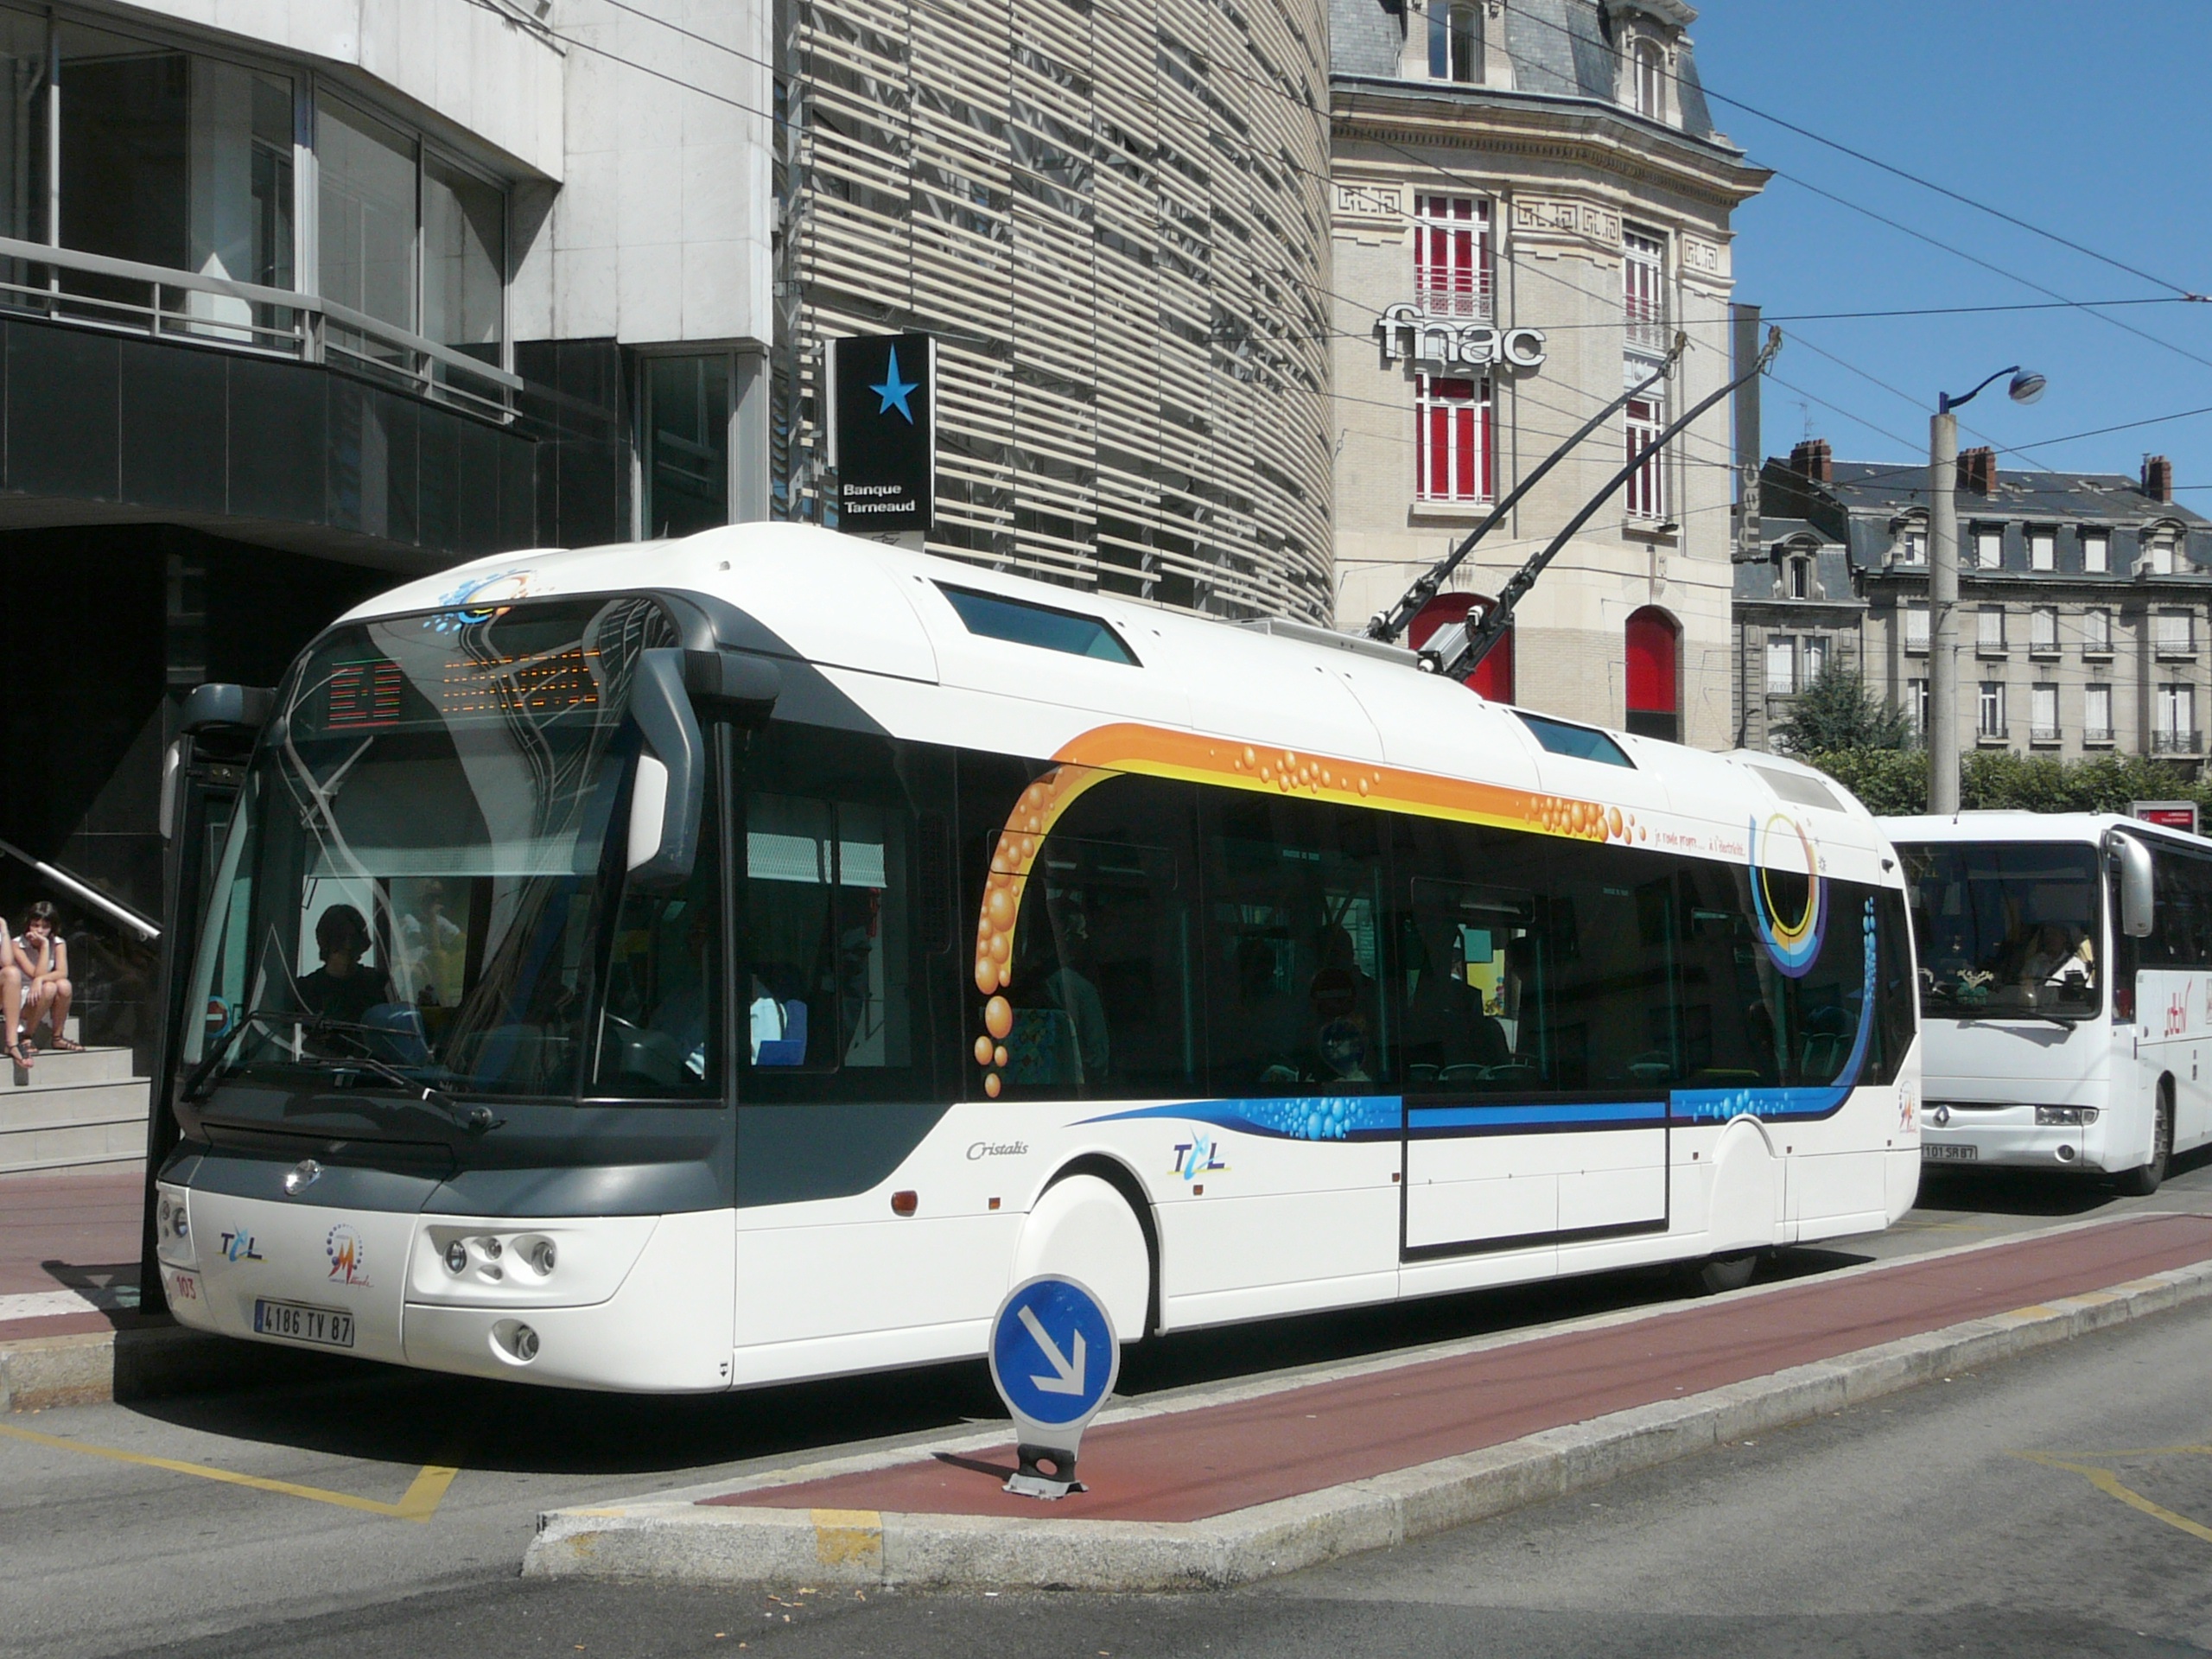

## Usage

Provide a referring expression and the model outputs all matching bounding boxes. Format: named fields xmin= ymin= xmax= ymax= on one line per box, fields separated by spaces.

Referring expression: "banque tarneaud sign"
xmin=1376 ymin=303 xmax=1548 ymax=372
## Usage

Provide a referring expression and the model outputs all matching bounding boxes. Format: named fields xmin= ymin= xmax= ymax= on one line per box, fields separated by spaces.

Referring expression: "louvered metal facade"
xmin=773 ymin=0 xmax=1334 ymax=622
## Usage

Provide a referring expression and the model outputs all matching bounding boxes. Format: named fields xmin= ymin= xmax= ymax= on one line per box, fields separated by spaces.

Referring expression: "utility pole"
xmin=1927 ymin=365 xmax=2044 ymax=815
xmin=1928 ymin=408 xmax=1961 ymax=814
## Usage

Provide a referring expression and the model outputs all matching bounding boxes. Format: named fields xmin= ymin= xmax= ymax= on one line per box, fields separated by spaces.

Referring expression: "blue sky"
xmin=1692 ymin=0 xmax=2212 ymax=499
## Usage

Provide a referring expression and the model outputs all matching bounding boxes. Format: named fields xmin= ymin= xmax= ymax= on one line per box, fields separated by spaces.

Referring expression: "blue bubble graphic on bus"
xmin=428 ymin=569 xmax=537 ymax=632
xmin=1748 ymin=813 xmax=1827 ymax=978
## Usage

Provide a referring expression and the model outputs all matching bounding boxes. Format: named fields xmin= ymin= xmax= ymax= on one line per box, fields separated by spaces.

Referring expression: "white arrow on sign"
xmin=1017 ymin=1303 xmax=1088 ymax=1395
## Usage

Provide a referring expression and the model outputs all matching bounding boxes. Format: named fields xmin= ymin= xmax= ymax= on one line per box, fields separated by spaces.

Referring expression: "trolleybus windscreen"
xmin=181 ymin=595 xmax=702 ymax=1107
xmin=1898 ymin=841 xmax=2101 ymax=1019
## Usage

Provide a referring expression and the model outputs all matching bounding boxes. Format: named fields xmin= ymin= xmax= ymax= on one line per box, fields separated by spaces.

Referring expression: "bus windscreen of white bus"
xmin=179 ymin=595 xmax=709 ymax=1112
xmin=1898 ymin=842 xmax=2101 ymax=1020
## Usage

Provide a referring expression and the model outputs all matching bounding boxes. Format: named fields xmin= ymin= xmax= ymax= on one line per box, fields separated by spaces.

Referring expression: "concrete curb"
xmin=522 ymin=1256 xmax=2212 ymax=1591
xmin=0 ymin=1323 xmax=359 ymax=1412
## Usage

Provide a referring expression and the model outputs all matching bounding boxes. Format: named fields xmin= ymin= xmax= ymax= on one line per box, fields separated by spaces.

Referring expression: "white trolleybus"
xmin=150 ymin=525 xmax=1920 ymax=1392
xmin=1886 ymin=810 xmax=2212 ymax=1193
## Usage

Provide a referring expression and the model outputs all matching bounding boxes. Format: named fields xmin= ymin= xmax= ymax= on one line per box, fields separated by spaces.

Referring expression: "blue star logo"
xmin=869 ymin=346 xmax=920 ymax=423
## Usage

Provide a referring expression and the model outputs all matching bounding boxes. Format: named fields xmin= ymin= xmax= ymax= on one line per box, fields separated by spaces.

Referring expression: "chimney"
xmin=2144 ymin=454 xmax=2174 ymax=504
xmin=1789 ymin=438 xmax=1832 ymax=485
xmin=1959 ymin=447 xmax=1997 ymax=496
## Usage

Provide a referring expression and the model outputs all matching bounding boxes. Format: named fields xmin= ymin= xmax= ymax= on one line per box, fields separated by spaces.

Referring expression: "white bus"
xmin=1887 ymin=811 xmax=2212 ymax=1194
xmin=151 ymin=525 xmax=1919 ymax=1393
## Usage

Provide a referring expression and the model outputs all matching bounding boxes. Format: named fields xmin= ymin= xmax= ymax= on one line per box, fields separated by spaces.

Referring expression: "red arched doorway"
xmin=1409 ymin=592 xmax=1514 ymax=703
xmin=1624 ymin=606 xmax=1680 ymax=741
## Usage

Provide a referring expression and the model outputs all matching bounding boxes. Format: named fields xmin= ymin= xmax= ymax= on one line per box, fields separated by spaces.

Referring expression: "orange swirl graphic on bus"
xmin=969 ymin=722 xmax=1647 ymax=1096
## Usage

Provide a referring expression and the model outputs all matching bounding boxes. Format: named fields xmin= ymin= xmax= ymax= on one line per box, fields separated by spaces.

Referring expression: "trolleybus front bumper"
xmin=154 ymin=1182 xmax=738 ymax=1392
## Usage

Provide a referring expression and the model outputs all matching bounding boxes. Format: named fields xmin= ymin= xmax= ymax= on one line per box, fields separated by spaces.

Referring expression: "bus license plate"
xmin=252 ymin=1299 xmax=354 ymax=1349
xmin=1922 ymin=1144 xmax=1978 ymax=1162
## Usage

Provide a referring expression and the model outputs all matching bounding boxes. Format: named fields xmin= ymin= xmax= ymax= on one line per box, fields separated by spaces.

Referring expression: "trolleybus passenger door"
xmin=139 ymin=684 xmax=269 ymax=1317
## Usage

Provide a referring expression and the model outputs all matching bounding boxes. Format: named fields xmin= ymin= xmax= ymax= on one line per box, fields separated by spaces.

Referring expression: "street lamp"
xmin=1928 ymin=365 xmax=2046 ymax=815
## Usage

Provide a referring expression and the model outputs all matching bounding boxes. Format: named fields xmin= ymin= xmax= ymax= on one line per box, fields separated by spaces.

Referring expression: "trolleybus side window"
xmin=1204 ymin=792 xmax=1392 ymax=1095
xmin=737 ymin=723 xmax=935 ymax=1101
xmin=968 ymin=767 xmax=1199 ymax=1102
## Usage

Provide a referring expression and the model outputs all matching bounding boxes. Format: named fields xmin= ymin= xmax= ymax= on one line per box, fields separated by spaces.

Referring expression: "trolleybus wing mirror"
xmin=626 ymin=648 xmax=706 ymax=889
xmin=681 ymin=647 xmax=781 ymax=724
xmin=178 ymin=683 xmax=274 ymax=737
xmin=2113 ymin=834 xmax=2155 ymax=938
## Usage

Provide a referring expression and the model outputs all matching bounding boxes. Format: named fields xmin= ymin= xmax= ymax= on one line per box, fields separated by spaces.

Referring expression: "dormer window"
xmin=1632 ymin=39 xmax=1665 ymax=119
xmin=1429 ymin=2 xmax=1484 ymax=83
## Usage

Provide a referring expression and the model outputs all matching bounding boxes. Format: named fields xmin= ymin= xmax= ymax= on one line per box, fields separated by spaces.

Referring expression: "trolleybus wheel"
xmin=2118 ymin=1085 xmax=2173 ymax=1198
xmin=1677 ymin=1249 xmax=1759 ymax=1297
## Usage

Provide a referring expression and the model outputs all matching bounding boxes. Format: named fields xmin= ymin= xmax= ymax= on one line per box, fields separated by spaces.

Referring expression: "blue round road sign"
xmin=988 ymin=1274 xmax=1118 ymax=1429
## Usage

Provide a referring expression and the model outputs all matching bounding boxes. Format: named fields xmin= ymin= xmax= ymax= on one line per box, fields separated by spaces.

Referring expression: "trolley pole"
xmin=1928 ymin=408 xmax=1961 ymax=815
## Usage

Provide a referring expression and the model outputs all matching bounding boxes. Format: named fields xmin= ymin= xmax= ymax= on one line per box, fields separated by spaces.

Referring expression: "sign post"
xmin=824 ymin=332 xmax=935 ymax=538
xmin=986 ymin=1274 xmax=1119 ymax=1499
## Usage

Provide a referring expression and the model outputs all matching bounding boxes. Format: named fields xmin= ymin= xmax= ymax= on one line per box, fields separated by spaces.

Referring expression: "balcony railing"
xmin=2031 ymin=725 xmax=2063 ymax=746
xmin=1977 ymin=724 xmax=2010 ymax=744
xmin=1414 ymin=282 xmax=1493 ymax=323
xmin=2085 ymin=727 xmax=2116 ymax=747
xmin=2154 ymin=729 xmax=2201 ymax=754
xmin=2156 ymin=638 xmax=2197 ymax=660
xmin=0 ymin=236 xmax=523 ymax=423
xmin=1625 ymin=306 xmax=1670 ymax=356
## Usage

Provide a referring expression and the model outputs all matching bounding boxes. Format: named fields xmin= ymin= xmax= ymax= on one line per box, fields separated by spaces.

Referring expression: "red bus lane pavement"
xmin=525 ymin=1212 xmax=2212 ymax=1592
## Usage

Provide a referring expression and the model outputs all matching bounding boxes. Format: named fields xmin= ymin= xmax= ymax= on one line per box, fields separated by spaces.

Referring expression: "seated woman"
xmin=13 ymin=902 xmax=79 ymax=1057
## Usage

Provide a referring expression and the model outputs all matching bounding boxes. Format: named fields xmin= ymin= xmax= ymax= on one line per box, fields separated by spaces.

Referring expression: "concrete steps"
xmin=0 ymin=1027 xmax=150 ymax=1174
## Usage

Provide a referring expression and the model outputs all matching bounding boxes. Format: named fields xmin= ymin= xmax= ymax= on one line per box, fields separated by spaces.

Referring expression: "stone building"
xmin=1745 ymin=440 xmax=2212 ymax=766
xmin=1328 ymin=0 xmax=1766 ymax=744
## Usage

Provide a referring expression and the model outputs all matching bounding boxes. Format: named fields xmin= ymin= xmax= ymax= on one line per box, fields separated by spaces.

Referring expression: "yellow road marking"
xmin=811 ymin=1507 xmax=882 ymax=1567
xmin=0 ymin=1421 xmax=460 ymax=1522
xmin=2013 ymin=1447 xmax=2212 ymax=1546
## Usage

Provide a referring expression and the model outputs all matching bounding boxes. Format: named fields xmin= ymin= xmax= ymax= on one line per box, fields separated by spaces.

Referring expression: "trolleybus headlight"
xmin=482 ymin=1236 xmax=502 ymax=1260
xmin=444 ymin=1240 xmax=467 ymax=1274
xmin=2036 ymin=1106 xmax=2099 ymax=1126
xmin=529 ymin=1239 xmax=556 ymax=1275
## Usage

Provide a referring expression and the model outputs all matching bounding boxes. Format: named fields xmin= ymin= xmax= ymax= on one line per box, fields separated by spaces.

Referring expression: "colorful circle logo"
xmin=1750 ymin=813 xmax=1826 ymax=977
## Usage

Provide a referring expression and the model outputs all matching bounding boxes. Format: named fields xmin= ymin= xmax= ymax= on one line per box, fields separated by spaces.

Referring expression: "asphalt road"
xmin=7 ymin=1156 xmax=2212 ymax=1659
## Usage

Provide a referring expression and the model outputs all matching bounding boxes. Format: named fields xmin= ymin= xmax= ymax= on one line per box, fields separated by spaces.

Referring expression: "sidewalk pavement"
xmin=527 ymin=1211 xmax=2212 ymax=1591
xmin=0 ymin=1165 xmax=149 ymax=1343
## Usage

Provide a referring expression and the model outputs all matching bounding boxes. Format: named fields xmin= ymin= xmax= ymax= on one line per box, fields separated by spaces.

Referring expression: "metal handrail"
xmin=0 ymin=234 xmax=524 ymax=397
xmin=0 ymin=838 xmax=159 ymax=942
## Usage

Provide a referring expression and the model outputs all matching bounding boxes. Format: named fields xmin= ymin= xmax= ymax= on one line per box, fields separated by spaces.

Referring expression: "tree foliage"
xmin=1796 ymin=747 xmax=2212 ymax=820
xmin=1771 ymin=663 xmax=1910 ymax=755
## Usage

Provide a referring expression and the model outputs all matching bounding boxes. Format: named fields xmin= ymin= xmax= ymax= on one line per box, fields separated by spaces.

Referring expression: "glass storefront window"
xmin=0 ymin=6 xmax=47 ymax=269
xmin=317 ymin=98 xmax=416 ymax=363
xmin=643 ymin=354 xmax=732 ymax=538
xmin=423 ymin=153 xmax=503 ymax=366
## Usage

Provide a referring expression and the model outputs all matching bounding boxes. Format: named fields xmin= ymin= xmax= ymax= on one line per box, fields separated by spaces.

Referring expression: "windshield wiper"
xmin=187 ymin=1008 xmax=501 ymax=1133
xmin=295 ymin=1022 xmax=504 ymax=1135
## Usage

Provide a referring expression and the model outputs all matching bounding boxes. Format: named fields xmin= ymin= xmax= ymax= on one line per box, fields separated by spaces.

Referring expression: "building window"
xmin=2085 ymin=683 xmax=2113 ymax=745
xmin=1414 ymin=195 xmax=1491 ymax=321
xmin=2030 ymin=607 xmax=2059 ymax=655
xmin=1909 ymin=678 xmax=1929 ymax=736
xmin=1631 ymin=39 xmax=1665 ymax=120
xmin=1766 ymin=637 xmax=1796 ymax=695
xmin=423 ymin=154 xmax=506 ymax=372
xmin=641 ymin=353 xmax=734 ymax=539
xmin=1904 ymin=603 xmax=1929 ymax=654
xmin=1416 ymin=374 xmax=1492 ymax=503
xmin=1623 ymin=230 xmax=1667 ymax=356
xmin=1786 ymin=556 xmax=1811 ymax=600
xmin=1803 ymin=635 xmax=1829 ymax=682
xmin=1978 ymin=606 xmax=2006 ymax=653
xmin=2158 ymin=683 xmax=2196 ymax=752
xmin=2082 ymin=530 xmax=2110 ymax=574
xmin=2156 ymin=609 xmax=2195 ymax=658
xmin=1624 ymin=606 xmax=1681 ymax=741
xmin=2083 ymin=607 xmax=2113 ymax=655
xmin=2029 ymin=527 xmax=2056 ymax=571
xmin=1900 ymin=528 xmax=1927 ymax=565
xmin=2148 ymin=531 xmax=2178 ymax=576
xmin=1979 ymin=681 xmax=2006 ymax=741
xmin=1430 ymin=2 xmax=1483 ymax=83
xmin=1624 ymin=395 xmax=1666 ymax=521
xmin=1974 ymin=527 xmax=2005 ymax=570
xmin=2031 ymin=683 xmax=2060 ymax=746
